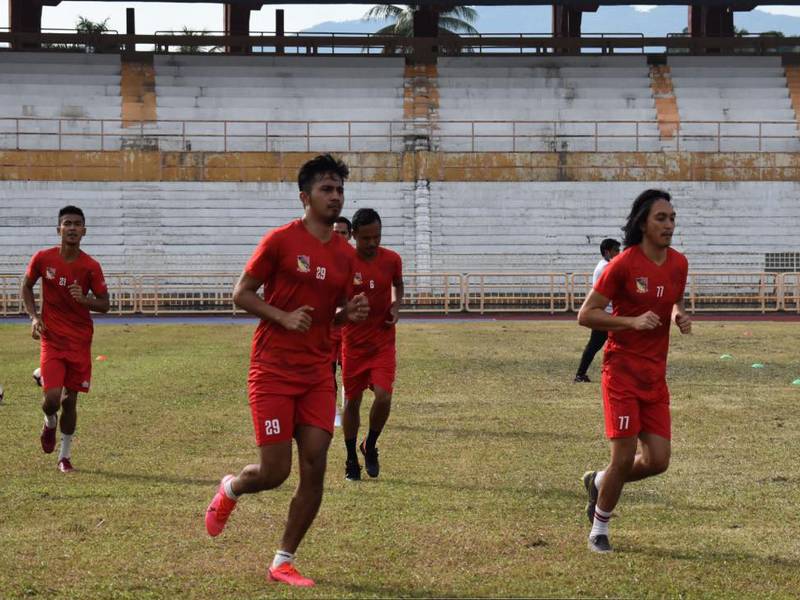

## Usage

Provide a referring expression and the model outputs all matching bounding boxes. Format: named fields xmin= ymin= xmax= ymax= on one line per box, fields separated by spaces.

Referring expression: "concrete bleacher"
xmin=0 ymin=53 xmax=122 ymax=151
xmin=0 ymin=181 xmax=414 ymax=275
xmin=668 ymin=56 xmax=800 ymax=152
xmin=429 ymin=181 xmax=800 ymax=273
xmin=152 ymin=55 xmax=406 ymax=152
xmin=2 ymin=180 xmax=797 ymax=277
xmin=435 ymin=56 xmax=663 ymax=152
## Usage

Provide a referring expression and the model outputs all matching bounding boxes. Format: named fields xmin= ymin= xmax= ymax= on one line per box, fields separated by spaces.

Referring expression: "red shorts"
xmin=40 ymin=346 xmax=92 ymax=393
xmin=342 ymin=347 xmax=396 ymax=399
xmin=248 ymin=364 xmax=336 ymax=446
xmin=601 ymin=367 xmax=671 ymax=440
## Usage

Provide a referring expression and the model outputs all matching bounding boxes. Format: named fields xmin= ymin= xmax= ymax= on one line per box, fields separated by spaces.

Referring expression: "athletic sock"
xmin=223 ymin=477 xmax=239 ymax=501
xmin=365 ymin=429 xmax=381 ymax=451
xmin=595 ymin=470 xmax=606 ymax=490
xmin=590 ymin=506 xmax=612 ymax=538
xmin=58 ymin=433 xmax=73 ymax=461
xmin=44 ymin=414 xmax=57 ymax=429
xmin=345 ymin=437 xmax=358 ymax=462
xmin=271 ymin=550 xmax=294 ymax=569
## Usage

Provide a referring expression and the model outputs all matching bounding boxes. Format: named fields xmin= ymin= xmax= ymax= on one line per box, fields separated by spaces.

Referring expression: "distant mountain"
xmin=303 ymin=6 xmax=800 ymax=36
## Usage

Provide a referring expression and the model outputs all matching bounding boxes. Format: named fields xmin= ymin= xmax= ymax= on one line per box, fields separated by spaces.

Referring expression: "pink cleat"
xmin=268 ymin=562 xmax=315 ymax=587
xmin=57 ymin=458 xmax=75 ymax=473
xmin=40 ymin=425 xmax=56 ymax=454
xmin=205 ymin=475 xmax=237 ymax=537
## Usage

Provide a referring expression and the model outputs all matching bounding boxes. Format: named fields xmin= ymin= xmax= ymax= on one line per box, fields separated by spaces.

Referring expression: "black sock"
xmin=345 ymin=437 xmax=358 ymax=461
xmin=365 ymin=429 xmax=381 ymax=451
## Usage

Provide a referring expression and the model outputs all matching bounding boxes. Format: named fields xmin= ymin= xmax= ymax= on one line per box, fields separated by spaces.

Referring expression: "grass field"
xmin=1 ymin=319 xmax=799 ymax=599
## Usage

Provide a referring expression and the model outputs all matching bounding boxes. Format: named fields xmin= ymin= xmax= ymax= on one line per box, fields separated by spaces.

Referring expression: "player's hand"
xmin=631 ymin=311 xmax=661 ymax=330
xmin=346 ymin=293 xmax=369 ymax=323
xmin=31 ymin=315 xmax=45 ymax=340
xmin=280 ymin=305 xmax=314 ymax=332
xmin=69 ymin=282 xmax=88 ymax=305
xmin=674 ymin=312 xmax=692 ymax=334
xmin=384 ymin=301 xmax=400 ymax=326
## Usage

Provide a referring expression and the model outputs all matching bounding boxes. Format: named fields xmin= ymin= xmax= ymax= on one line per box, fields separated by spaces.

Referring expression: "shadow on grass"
xmin=384 ymin=475 xmax=583 ymax=501
xmin=80 ymin=468 xmax=218 ymax=486
xmin=392 ymin=423 xmax=583 ymax=441
xmin=631 ymin=543 xmax=800 ymax=568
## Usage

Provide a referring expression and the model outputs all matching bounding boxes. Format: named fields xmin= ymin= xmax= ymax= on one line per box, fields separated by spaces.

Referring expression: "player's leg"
xmin=39 ymin=355 xmax=66 ymax=454
xmin=625 ymin=432 xmax=670 ymax=482
xmin=342 ymin=389 xmax=364 ymax=481
xmin=575 ymin=329 xmax=607 ymax=382
xmin=56 ymin=389 xmax=78 ymax=472
xmin=360 ymin=384 xmax=392 ymax=478
xmin=205 ymin=389 xmax=293 ymax=537
xmin=268 ymin=383 xmax=336 ymax=587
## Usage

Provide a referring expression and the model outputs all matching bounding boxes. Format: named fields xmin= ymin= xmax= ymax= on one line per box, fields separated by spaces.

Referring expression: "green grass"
xmin=1 ymin=320 xmax=799 ymax=599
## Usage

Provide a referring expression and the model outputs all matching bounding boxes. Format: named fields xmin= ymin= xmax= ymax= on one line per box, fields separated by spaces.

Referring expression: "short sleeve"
xmin=90 ymin=260 xmax=108 ymax=296
xmin=676 ymin=254 xmax=689 ymax=300
xmin=245 ymin=230 xmax=280 ymax=283
xmin=594 ymin=257 xmax=624 ymax=303
xmin=25 ymin=251 xmax=42 ymax=282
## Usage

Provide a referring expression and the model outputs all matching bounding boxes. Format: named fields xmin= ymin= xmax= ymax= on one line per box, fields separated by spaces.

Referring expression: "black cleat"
xmin=582 ymin=470 xmax=599 ymax=524
xmin=345 ymin=458 xmax=361 ymax=481
xmin=588 ymin=534 xmax=613 ymax=553
xmin=359 ymin=440 xmax=380 ymax=478
xmin=574 ymin=374 xmax=591 ymax=383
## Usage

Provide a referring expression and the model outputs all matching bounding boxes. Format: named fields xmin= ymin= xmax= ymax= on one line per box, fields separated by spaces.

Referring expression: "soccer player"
xmin=331 ymin=216 xmax=352 ymax=427
xmin=341 ymin=208 xmax=404 ymax=481
xmin=577 ymin=189 xmax=690 ymax=553
xmin=204 ymin=155 xmax=369 ymax=587
xmin=20 ymin=206 xmax=110 ymax=473
xmin=574 ymin=238 xmax=620 ymax=383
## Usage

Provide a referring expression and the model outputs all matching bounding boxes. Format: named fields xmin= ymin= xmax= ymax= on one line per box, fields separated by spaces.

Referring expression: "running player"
xmin=204 ymin=155 xmax=369 ymax=587
xmin=574 ymin=238 xmax=620 ymax=382
xmin=21 ymin=206 xmax=110 ymax=473
xmin=341 ymin=208 xmax=404 ymax=481
xmin=331 ymin=216 xmax=352 ymax=427
xmin=577 ymin=189 xmax=690 ymax=553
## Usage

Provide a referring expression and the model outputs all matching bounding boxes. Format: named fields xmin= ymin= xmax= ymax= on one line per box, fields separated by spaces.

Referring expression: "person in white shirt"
xmin=574 ymin=238 xmax=621 ymax=383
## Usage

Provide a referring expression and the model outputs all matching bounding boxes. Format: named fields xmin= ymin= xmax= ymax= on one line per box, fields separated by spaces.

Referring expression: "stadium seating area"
xmin=152 ymin=55 xmax=406 ymax=152
xmin=435 ymin=56 xmax=662 ymax=152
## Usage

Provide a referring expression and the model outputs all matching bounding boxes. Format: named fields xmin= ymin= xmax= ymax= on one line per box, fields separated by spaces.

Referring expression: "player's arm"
xmin=578 ymin=289 xmax=661 ymax=332
xmin=69 ymin=283 xmax=110 ymax=313
xmin=385 ymin=276 xmax=404 ymax=325
xmin=21 ymin=274 xmax=45 ymax=339
xmin=233 ymin=271 xmax=313 ymax=332
xmin=672 ymin=298 xmax=691 ymax=334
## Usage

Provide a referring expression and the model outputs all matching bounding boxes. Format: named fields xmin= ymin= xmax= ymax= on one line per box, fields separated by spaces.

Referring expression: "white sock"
xmin=59 ymin=433 xmax=73 ymax=461
xmin=223 ymin=477 xmax=239 ymax=501
xmin=595 ymin=470 xmax=606 ymax=490
xmin=590 ymin=506 xmax=612 ymax=539
xmin=44 ymin=414 xmax=57 ymax=429
xmin=271 ymin=550 xmax=294 ymax=569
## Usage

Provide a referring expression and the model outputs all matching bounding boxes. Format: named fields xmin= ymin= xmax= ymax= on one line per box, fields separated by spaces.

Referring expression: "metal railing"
xmin=3 ymin=272 xmax=798 ymax=317
xmin=2 ymin=117 xmax=798 ymax=155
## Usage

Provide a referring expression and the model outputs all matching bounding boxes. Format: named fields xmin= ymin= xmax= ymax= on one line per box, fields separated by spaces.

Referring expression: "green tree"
xmin=177 ymin=27 xmax=221 ymax=53
xmin=76 ymin=16 xmax=111 ymax=34
xmin=362 ymin=4 xmax=479 ymax=55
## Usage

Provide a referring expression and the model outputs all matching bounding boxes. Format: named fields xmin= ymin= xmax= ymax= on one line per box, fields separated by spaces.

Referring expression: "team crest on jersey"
xmin=296 ymin=255 xmax=311 ymax=273
xmin=353 ymin=272 xmax=363 ymax=286
xmin=45 ymin=267 xmax=56 ymax=280
xmin=635 ymin=277 xmax=649 ymax=293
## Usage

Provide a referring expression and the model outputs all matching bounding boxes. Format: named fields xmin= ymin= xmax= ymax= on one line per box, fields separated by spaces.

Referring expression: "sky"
xmin=0 ymin=3 xmax=799 ymax=34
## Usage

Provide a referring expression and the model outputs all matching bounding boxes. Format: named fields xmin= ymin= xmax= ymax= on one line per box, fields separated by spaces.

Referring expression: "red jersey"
xmin=594 ymin=245 xmax=688 ymax=383
xmin=245 ymin=219 xmax=355 ymax=382
xmin=25 ymin=247 xmax=108 ymax=352
xmin=343 ymin=247 xmax=403 ymax=359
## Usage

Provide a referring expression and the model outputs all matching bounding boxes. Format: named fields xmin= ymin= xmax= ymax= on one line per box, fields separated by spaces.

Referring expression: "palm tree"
xmin=76 ymin=16 xmax=111 ymax=35
xmin=362 ymin=4 xmax=479 ymax=55
xmin=178 ymin=27 xmax=222 ymax=53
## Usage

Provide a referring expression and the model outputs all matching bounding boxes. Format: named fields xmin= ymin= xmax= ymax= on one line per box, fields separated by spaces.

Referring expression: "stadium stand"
xmin=152 ymin=55 xmax=406 ymax=152
xmin=435 ymin=56 xmax=662 ymax=152
xmin=0 ymin=52 xmax=123 ymax=151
